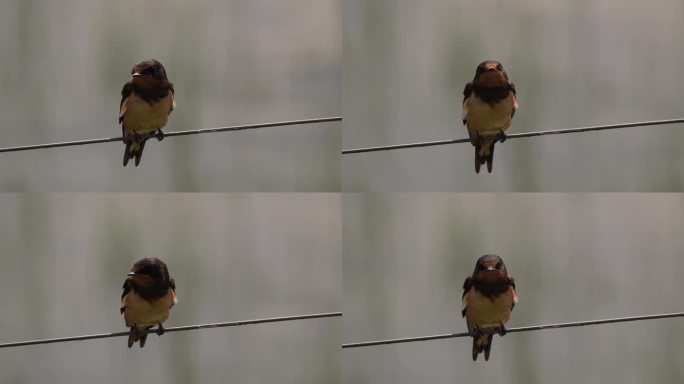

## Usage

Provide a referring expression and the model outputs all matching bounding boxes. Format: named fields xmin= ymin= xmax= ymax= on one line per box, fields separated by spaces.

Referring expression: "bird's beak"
xmin=486 ymin=266 xmax=496 ymax=272
xmin=485 ymin=67 xmax=498 ymax=72
xmin=127 ymin=272 xmax=135 ymax=277
xmin=132 ymin=72 xmax=142 ymax=78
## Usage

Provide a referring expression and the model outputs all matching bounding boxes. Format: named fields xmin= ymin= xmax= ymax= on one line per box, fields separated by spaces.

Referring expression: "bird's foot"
xmin=498 ymin=129 xmax=507 ymax=143
xmin=156 ymin=324 xmax=165 ymax=336
xmin=497 ymin=323 xmax=507 ymax=337
xmin=470 ymin=325 xmax=482 ymax=338
xmin=155 ymin=129 xmax=164 ymax=141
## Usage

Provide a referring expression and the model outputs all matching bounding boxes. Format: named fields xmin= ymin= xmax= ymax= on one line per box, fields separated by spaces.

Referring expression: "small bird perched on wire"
xmin=119 ymin=59 xmax=175 ymax=167
xmin=461 ymin=254 xmax=518 ymax=361
xmin=461 ymin=60 xmax=517 ymax=173
xmin=120 ymin=257 xmax=177 ymax=348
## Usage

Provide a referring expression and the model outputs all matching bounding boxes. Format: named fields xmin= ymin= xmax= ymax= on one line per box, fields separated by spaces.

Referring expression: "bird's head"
xmin=472 ymin=254 xmax=509 ymax=284
xmin=473 ymin=60 xmax=509 ymax=87
xmin=127 ymin=257 xmax=172 ymax=287
xmin=131 ymin=59 xmax=169 ymax=86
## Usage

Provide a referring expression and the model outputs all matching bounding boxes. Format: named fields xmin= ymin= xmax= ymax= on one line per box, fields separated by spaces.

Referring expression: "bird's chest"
xmin=465 ymin=287 xmax=514 ymax=329
xmin=123 ymin=289 xmax=176 ymax=329
xmin=466 ymin=94 xmax=514 ymax=134
xmin=122 ymin=92 xmax=172 ymax=133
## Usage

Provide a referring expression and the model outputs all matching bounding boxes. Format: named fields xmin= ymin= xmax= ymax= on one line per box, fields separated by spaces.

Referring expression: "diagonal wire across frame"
xmin=342 ymin=311 xmax=684 ymax=348
xmin=0 ymin=116 xmax=342 ymax=154
xmin=342 ymin=117 xmax=684 ymax=154
xmin=0 ymin=312 xmax=342 ymax=349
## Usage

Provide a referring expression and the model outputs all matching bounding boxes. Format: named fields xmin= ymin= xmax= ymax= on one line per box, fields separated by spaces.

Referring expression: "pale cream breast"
xmin=122 ymin=288 xmax=177 ymax=330
xmin=464 ymin=94 xmax=516 ymax=136
xmin=463 ymin=286 xmax=517 ymax=331
xmin=121 ymin=92 xmax=173 ymax=135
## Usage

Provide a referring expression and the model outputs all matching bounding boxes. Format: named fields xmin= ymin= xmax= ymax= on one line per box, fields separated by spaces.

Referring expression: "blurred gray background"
xmin=344 ymin=194 xmax=684 ymax=383
xmin=0 ymin=194 xmax=341 ymax=383
xmin=0 ymin=0 xmax=340 ymax=191
xmin=343 ymin=0 xmax=684 ymax=191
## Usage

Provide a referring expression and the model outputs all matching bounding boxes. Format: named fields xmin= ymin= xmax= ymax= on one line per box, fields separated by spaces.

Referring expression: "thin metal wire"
xmin=341 ymin=311 xmax=684 ymax=348
xmin=0 ymin=116 xmax=342 ymax=154
xmin=341 ymin=117 xmax=684 ymax=154
xmin=0 ymin=311 xmax=342 ymax=349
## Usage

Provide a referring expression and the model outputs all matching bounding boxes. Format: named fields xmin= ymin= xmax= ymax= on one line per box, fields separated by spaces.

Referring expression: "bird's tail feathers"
xmin=474 ymin=141 xmax=495 ymax=173
xmin=127 ymin=327 xmax=150 ymax=348
xmin=123 ymin=139 xmax=147 ymax=167
xmin=483 ymin=333 xmax=493 ymax=361
xmin=472 ymin=333 xmax=494 ymax=361
xmin=486 ymin=141 xmax=495 ymax=173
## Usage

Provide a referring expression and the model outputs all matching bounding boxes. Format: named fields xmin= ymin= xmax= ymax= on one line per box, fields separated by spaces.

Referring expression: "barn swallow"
xmin=119 ymin=59 xmax=176 ymax=167
xmin=461 ymin=254 xmax=518 ymax=361
xmin=120 ymin=257 xmax=177 ymax=348
xmin=461 ymin=60 xmax=518 ymax=173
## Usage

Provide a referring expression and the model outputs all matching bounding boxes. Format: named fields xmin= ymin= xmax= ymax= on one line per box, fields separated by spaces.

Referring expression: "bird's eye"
xmin=495 ymin=261 xmax=503 ymax=269
xmin=143 ymin=67 xmax=155 ymax=76
xmin=496 ymin=64 xmax=503 ymax=71
xmin=477 ymin=263 xmax=485 ymax=271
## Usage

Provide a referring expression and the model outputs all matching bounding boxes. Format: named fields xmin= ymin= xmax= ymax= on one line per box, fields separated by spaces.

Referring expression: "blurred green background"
xmin=0 ymin=0 xmax=340 ymax=191
xmin=0 ymin=194 xmax=341 ymax=383
xmin=344 ymin=194 xmax=684 ymax=383
xmin=343 ymin=0 xmax=684 ymax=191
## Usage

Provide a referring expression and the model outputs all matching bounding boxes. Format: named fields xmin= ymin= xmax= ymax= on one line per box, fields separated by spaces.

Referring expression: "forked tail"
xmin=471 ymin=333 xmax=494 ymax=361
xmin=474 ymin=141 xmax=496 ymax=174
xmin=123 ymin=139 xmax=147 ymax=167
xmin=127 ymin=327 xmax=150 ymax=348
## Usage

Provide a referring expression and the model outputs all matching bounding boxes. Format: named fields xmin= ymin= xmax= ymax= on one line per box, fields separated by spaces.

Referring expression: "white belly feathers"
xmin=123 ymin=288 xmax=177 ymax=330
xmin=465 ymin=94 xmax=516 ymax=136
xmin=463 ymin=286 xmax=516 ymax=330
xmin=121 ymin=92 xmax=172 ymax=134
